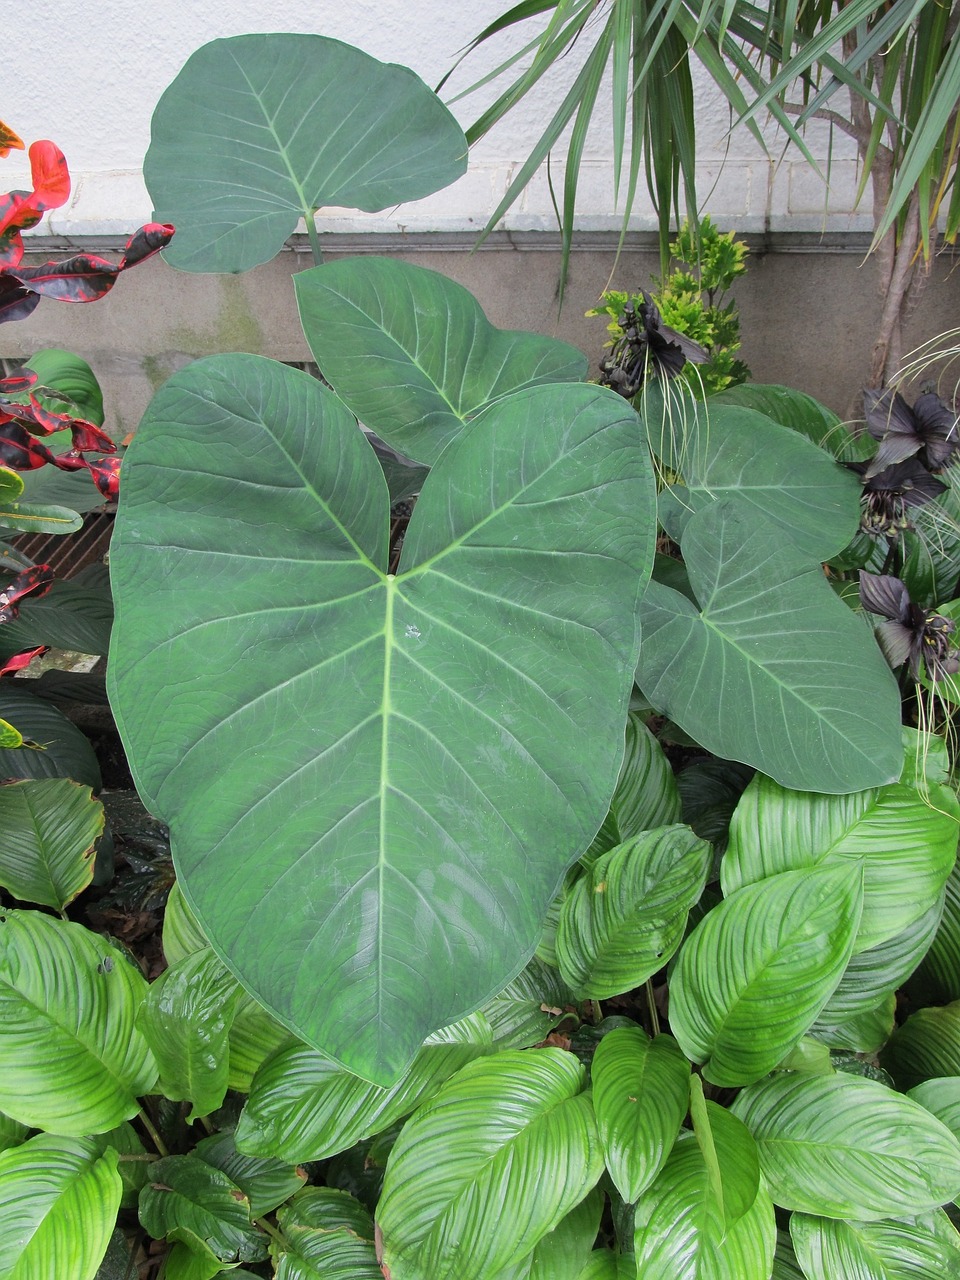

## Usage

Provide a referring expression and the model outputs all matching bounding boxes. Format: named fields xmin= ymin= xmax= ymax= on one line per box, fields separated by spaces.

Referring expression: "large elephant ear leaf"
xmin=296 ymin=257 xmax=587 ymax=465
xmin=636 ymin=498 xmax=903 ymax=793
xmin=146 ymin=35 xmax=468 ymax=272
xmin=108 ymin=357 xmax=656 ymax=1083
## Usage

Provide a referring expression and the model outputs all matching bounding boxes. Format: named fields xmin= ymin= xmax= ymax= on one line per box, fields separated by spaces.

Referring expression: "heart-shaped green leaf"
xmin=138 ymin=947 xmax=242 ymax=1121
xmin=732 ymin=1071 xmax=960 ymax=1218
xmin=146 ymin=35 xmax=468 ymax=272
xmin=0 ymin=1134 xmax=121 ymax=1280
xmin=0 ymin=778 xmax=104 ymax=911
xmin=235 ymin=1013 xmax=491 ymax=1162
xmin=722 ymin=768 xmax=959 ymax=951
xmin=376 ymin=1049 xmax=604 ymax=1280
xmin=0 ymin=911 xmax=157 ymax=1133
xmin=108 ymin=356 xmax=655 ymax=1081
xmin=636 ymin=499 xmax=903 ymax=793
xmin=669 ymin=863 xmax=864 ymax=1085
xmin=658 ymin=403 xmax=860 ymax=559
xmin=556 ymin=824 xmax=711 ymax=997
xmin=296 ymin=257 xmax=587 ymax=465
xmin=592 ymin=1027 xmax=690 ymax=1202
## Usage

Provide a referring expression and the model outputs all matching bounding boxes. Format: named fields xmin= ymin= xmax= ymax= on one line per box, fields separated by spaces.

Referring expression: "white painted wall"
xmin=8 ymin=1 xmax=866 ymax=239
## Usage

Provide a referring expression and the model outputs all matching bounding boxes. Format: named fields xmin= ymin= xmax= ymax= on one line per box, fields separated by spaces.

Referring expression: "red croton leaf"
xmin=0 ymin=121 xmax=25 ymax=159
xmin=0 ymin=371 xmax=38 ymax=398
xmin=0 ymin=645 xmax=47 ymax=675
xmin=0 ymin=420 xmax=59 ymax=471
xmin=7 ymin=390 xmax=117 ymax=454
xmin=7 ymin=222 xmax=175 ymax=304
xmin=0 ymin=565 xmax=54 ymax=624
xmin=28 ymin=140 xmax=70 ymax=212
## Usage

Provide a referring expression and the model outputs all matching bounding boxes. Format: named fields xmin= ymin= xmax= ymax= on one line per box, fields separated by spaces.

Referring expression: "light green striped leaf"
xmin=138 ymin=947 xmax=241 ymax=1122
xmin=0 ymin=1134 xmax=121 ymax=1280
xmin=481 ymin=957 xmax=577 ymax=1050
xmin=732 ymin=1072 xmax=960 ymax=1218
xmin=0 ymin=911 xmax=157 ymax=1133
xmin=688 ymin=1079 xmax=761 ymax=1232
xmin=227 ymin=990 xmax=293 ymax=1094
xmin=162 ymin=881 xmax=208 ymax=965
xmin=908 ymin=1076 xmax=960 ymax=1139
xmin=236 ymin=1013 xmax=492 ymax=1162
xmin=722 ymin=770 xmax=959 ymax=951
xmin=670 ymin=864 xmax=864 ymax=1086
xmin=592 ymin=1027 xmax=689 ymax=1202
xmin=556 ymin=824 xmax=711 ymax=998
xmin=274 ymin=1188 xmax=380 ymax=1280
xmin=633 ymin=1132 xmax=775 ymax=1280
xmin=583 ymin=714 xmax=681 ymax=862
xmin=0 ymin=779 xmax=104 ymax=911
xmin=812 ymin=992 xmax=897 ymax=1054
xmin=377 ymin=1049 xmax=604 ymax=1280
xmin=880 ymin=1001 xmax=960 ymax=1090
xmin=908 ymin=857 xmax=960 ymax=1005
xmin=790 ymin=1208 xmax=960 ymax=1279
xmin=496 ymin=1188 xmax=605 ymax=1280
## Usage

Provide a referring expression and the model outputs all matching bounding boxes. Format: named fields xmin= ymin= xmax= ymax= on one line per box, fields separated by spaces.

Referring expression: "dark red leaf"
xmin=0 ymin=121 xmax=25 ymax=158
xmin=84 ymin=454 xmax=121 ymax=498
xmin=0 ymin=645 xmax=47 ymax=676
xmin=16 ymin=391 xmax=117 ymax=453
xmin=0 ymin=565 xmax=54 ymax=624
xmin=0 ymin=273 xmax=40 ymax=324
xmin=119 ymin=223 xmax=175 ymax=269
xmin=0 ymin=191 xmax=44 ymax=241
xmin=0 ymin=421 xmax=57 ymax=470
xmin=0 ymin=371 xmax=37 ymax=398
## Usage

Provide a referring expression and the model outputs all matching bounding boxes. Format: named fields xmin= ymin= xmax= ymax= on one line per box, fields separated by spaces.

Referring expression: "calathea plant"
xmin=5 ymin=29 xmax=960 ymax=1280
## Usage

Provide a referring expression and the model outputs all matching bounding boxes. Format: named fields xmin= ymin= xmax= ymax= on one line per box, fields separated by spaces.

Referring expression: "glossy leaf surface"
xmin=0 ymin=778 xmax=103 ymax=910
xmin=0 ymin=911 xmax=157 ymax=1133
xmin=194 ymin=1130 xmax=306 ymax=1219
xmin=633 ymin=1132 xmax=775 ymax=1280
xmin=732 ymin=1071 xmax=960 ymax=1218
xmin=297 ymin=257 xmax=587 ymax=465
xmin=138 ymin=1155 xmax=268 ymax=1264
xmin=146 ymin=35 xmax=468 ymax=272
xmin=556 ymin=823 xmax=711 ymax=997
xmin=274 ymin=1188 xmax=380 ymax=1280
xmin=592 ymin=1027 xmax=690 ymax=1202
xmin=376 ymin=1049 xmax=604 ymax=1280
xmin=670 ymin=863 xmax=863 ymax=1085
xmin=236 ymin=1013 xmax=492 ymax=1162
xmin=481 ymin=957 xmax=576 ymax=1050
xmin=790 ymin=1209 xmax=960 ymax=1279
xmin=722 ymin=769 xmax=958 ymax=951
xmin=109 ymin=357 xmax=655 ymax=1081
xmin=880 ymin=1000 xmax=960 ymax=1089
xmin=584 ymin=713 xmax=681 ymax=860
xmin=636 ymin=499 xmax=903 ymax=793
xmin=0 ymin=1134 xmax=121 ymax=1280
xmin=138 ymin=946 xmax=242 ymax=1121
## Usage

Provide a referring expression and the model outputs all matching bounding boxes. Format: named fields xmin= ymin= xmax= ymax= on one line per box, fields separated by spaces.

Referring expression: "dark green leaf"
xmin=0 ymin=778 xmax=103 ymax=910
xmin=146 ymin=35 xmax=468 ymax=272
xmin=138 ymin=1154 xmax=268 ymax=1264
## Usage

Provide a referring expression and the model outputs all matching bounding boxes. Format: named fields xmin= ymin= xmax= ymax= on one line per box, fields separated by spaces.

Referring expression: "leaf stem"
xmin=138 ymin=1107 xmax=169 ymax=1157
xmin=306 ymin=210 xmax=324 ymax=266
xmin=254 ymin=1216 xmax=287 ymax=1247
xmin=645 ymin=979 xmax=661 ymax=1036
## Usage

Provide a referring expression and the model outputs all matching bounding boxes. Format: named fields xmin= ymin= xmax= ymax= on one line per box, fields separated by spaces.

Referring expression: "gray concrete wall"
xmin=3 ymin=233 xmax=958 ymax=438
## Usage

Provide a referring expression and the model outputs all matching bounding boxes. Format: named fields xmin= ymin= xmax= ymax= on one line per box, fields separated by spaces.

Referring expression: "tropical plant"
xmin=7 ymin=26 xmax=960 ymax=1280
xmin=592 ymin=215 xmax=749 ymax=395
xmin=448 ymin=1 xmax=960 ymax=385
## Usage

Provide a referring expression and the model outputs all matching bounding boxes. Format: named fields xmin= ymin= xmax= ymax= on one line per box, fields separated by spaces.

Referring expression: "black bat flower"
xmin=845 ymin=457 xmax=946 ymax=538
xmin=859 ymin=571 xmax=960 ymax=683
xmin=864 ymin=387 xmax=959 ymax=477
xmin=598 ymin=292 xmax=708 ymax=398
